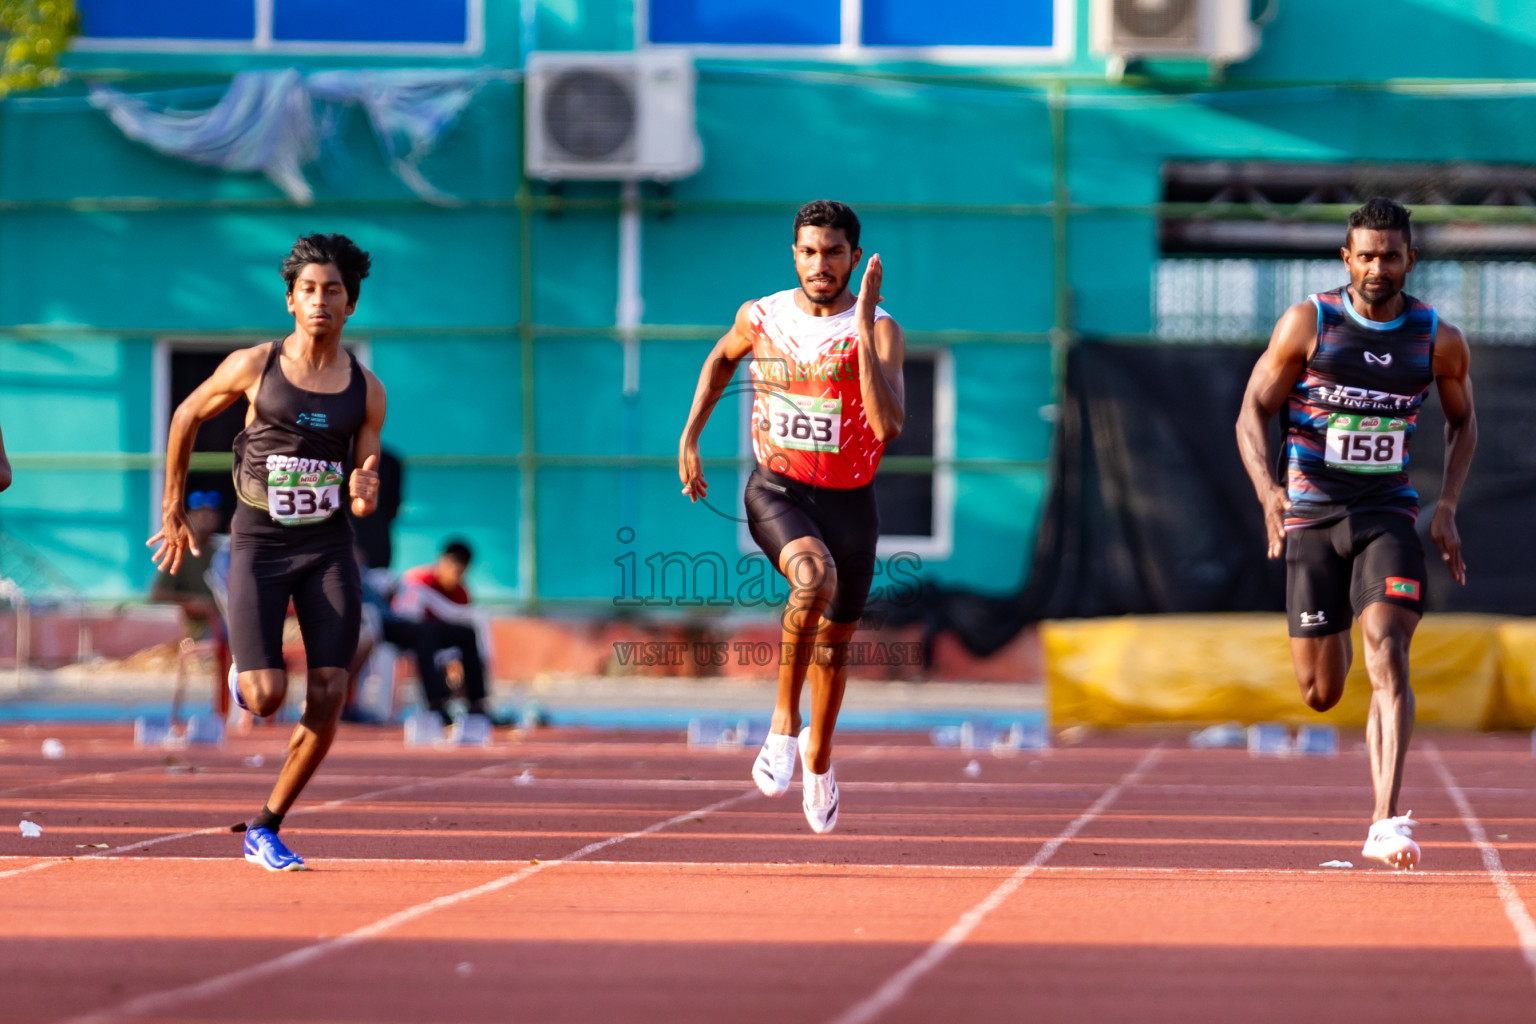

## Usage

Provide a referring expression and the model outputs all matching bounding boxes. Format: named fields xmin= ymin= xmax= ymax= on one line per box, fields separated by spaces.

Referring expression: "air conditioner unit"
xmin=1090 ymin=0 xmax=1259 ymax=63
xmin=525 ymin=51 xmax=702 ymax=182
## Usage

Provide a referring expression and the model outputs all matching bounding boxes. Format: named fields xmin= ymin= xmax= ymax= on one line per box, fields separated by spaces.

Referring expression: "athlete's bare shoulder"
xmin=212 ymin=342 xmax=274 ymax=392
xmin=360 ymin=363 xmax=388 ymax=403
xmin=733 ymin=298 xmax=758 ymax=334
xmin=1268 ymin=300 xmax=1319 ymax=360
xmin=1433 ymin=317 xmax=1470 ymax=377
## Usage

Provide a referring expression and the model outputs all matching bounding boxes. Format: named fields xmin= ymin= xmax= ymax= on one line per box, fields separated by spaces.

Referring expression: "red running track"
xmin=2 ymin=723 xmax=1536 ymax=1023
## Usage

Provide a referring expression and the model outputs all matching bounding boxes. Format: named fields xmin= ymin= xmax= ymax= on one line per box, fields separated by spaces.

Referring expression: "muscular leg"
xmin=1359 ymin=602 xmax=1419 ymax=822
xmin=802 ymin=617 xmax=859 ymax=775
xmin=259 ymin=546 xmax=359 ymax=817
xmin=768 ymin=537 xmax=836 ymax=737
xmin=261 ymin=666 xmax=349 ymax=816
xmin=236 ymin=668 xmax=290 ymax=718
xmin=1288 ymin=632 xmax=1352 ymax=713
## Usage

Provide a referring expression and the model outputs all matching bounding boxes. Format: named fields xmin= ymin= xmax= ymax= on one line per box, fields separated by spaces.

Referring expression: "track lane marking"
xmin=0 ymin=765 xmax=163 ymax=799
xmin=60 ymin=788 xmax=760 ymax=1024
xmin=827 ymin=744 xmax=1166 ymax=1024
xmin=0 ymin=762 xmax=518 ymax=883
xmin=12 ymin=855 xmax=1536 ymax=878
xmin=1427 ymin=742 xmax=1536 ymax=993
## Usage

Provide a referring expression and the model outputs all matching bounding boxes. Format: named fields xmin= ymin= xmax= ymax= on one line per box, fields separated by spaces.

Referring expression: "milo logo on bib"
xmin=265 ymin=455 xmax=343 ymax=526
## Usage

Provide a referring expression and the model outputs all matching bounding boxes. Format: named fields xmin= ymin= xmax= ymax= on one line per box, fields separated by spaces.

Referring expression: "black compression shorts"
xmin=1285 ymin=510 xmax=1427 ymax=638
xmin=227 ymin=502 xmax=361 ymax=671
xmin=744 ymin=465 xmax=879 ymax=624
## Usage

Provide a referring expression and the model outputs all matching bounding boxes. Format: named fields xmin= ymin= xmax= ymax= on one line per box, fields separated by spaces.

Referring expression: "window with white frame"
xmin=644 ymin=0 xmax=1069 ymax=57
xmin=74 ymin=0 xmax=483 ymax=54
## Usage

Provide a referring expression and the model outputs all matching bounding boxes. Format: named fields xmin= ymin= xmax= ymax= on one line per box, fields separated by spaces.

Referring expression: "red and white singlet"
xmin=747 ymin=288 xmax=891 ymax=489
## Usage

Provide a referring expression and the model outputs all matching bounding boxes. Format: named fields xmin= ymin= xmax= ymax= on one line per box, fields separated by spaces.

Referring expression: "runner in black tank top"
xmin=149 ymin=234 xmax=387 ymax=872
xmin=1237 ymin=200 xmax=1477 ymax=870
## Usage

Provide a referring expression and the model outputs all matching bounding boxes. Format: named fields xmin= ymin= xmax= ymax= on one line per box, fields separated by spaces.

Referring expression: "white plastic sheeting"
xmin=89 ymin=69 xmax=491 ymax=205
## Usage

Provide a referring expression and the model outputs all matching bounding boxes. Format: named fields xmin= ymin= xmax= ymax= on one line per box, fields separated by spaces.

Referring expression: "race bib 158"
xmin=1324 ymin=414 xmax=1407 ymax=474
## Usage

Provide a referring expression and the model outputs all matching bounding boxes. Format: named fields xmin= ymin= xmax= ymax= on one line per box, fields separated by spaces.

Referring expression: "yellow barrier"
xmin=1491 ymin=620 xmax=1536 ymax=730
xmin=1045 ymin=614 xmax=1535 ymax=730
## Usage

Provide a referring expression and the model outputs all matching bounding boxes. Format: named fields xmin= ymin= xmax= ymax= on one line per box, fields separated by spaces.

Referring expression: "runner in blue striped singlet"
xmin=1237 ymin=198 xmax=1477 ymax=870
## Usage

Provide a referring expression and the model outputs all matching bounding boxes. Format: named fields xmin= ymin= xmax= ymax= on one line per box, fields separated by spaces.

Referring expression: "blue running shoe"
xmin=228 ymin=664 xmax=249 ymax=713
xmin=243 ymin=826 xmax=306 ymax=871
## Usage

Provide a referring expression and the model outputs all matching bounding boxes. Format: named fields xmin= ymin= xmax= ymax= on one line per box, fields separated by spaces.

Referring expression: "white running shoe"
xmin=752 ymin=731 xmax=798 ymax=797
xmin=799 ymin=727 xmax=839 ymax=834
xmin=1362 ymin=812 xmax=1420 ymax=870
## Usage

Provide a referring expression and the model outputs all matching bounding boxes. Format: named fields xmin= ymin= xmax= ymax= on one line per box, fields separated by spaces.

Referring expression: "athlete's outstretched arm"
xmin=148 ymin=344 xmax=268 ymax=575
xmin=1236 ymin=301 xmax=1316 ymax=559
xmin=349 ymin=371 xmax=388 ymax=517
xmin=0 ymin=421 xmax=11 ymax=493
xmin=855 ymin=254 xmax=905 ymax=441
xmin=678 ymin=301 xmax=756 ymax=503
xmin=1429 ymin=322 xmax=1476 ymax=585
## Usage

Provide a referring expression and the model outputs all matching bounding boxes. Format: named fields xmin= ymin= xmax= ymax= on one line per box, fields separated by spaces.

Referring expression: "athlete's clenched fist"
xmin=350 ymin=453 xmax=380 ymax=516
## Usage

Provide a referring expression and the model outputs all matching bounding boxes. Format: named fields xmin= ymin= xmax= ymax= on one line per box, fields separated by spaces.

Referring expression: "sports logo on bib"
xmin=265 ymin=455 xmax=343 ymax=526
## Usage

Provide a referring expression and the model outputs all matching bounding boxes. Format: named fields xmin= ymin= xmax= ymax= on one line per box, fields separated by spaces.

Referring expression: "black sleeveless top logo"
xmin=1284 ymin=287 xmax=1436 ymax=528
xmin=232 ymin=341 xmax=368 ymax=527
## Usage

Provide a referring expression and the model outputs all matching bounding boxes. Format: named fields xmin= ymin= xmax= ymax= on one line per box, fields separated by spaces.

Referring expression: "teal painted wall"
xmin=3 ymin=0 xmax=1534 ymax=604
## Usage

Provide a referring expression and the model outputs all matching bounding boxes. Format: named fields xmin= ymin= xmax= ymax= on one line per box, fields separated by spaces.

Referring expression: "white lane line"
xmin=62 ymin=788 xmax=759 ymax=1024
xmin=6 ymin=859 xmax=1529 ymax=884
xmin=0 ymin=765 xmax=163 ymax=799
xmin=22 ymin=770 xmax=1531 ymax=800
xmin=827 ymin=745 xmax=1166 ymax=1024
xmin=0 ymin=762 xmax=516 ymax=883
xmin=1427 ymin=743 xmax=1536 ymax=992
xmin=7 ymin=854 xmax=1533 ymax=879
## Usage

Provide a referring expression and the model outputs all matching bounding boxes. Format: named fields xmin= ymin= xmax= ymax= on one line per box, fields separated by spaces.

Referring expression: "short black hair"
xmin=1347 ymin=198 xmax=1412 ymax=248
xmin=281 ymin=233 xmax=372 ymax=307
xmin=793 ymin=200 xmax=860 ymax=250
xmin=442 ymin=538 xmax=473 ymax=566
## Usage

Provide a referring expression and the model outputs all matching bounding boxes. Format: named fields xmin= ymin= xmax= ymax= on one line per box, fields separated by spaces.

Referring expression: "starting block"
xmin=449 ymin=714 xmax=494 ymax=747
xmin=1294 ymin=724 xmax=1339 ymax=757
xmin=403 ymin=712 xmax=446 ymax=747
xmin=1188 ymin=722 xmax=1247 ymax=749
xmin=1247 ymin=722 xmax=1292 ymax=756
xmin=932 ymin=716 xmax=1050 ymax=752
xmin=686 ymin=718 xmax=768 ymax=749
xmin=134 ymin=713 xmax=225 ymax=749
xmin=133 ymin=716 xmax=176 ymax=749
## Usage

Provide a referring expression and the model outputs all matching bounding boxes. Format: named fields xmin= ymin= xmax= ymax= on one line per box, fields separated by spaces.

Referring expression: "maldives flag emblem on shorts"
xmin=1385 ymin=577 xmax=1420 ymax=601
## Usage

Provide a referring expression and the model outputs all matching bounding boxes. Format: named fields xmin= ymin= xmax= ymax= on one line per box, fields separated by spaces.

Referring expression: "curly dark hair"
xmin=280 ymin=233 xmax=372 ymax=306
xmin=793 ymin=200 xmax=860 ymax=250
xmin=1347 ymin=197 xmax=1412 ymax=248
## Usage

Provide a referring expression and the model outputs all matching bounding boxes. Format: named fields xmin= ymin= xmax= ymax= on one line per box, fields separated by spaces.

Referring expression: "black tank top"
xmin=232 ymin=340 xmax=368 ymax=527
xmin=1283 ymin=287 xmax=1436 ymax=528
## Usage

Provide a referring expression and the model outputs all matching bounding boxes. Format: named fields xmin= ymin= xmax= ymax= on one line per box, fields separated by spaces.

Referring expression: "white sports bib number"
xmin=1325 ymin=414 xmax=1406 ymax=474
xmin=267 ymin=467 xmax=343 ymax=525
xmin=769 ymin=396 xmax=841 ymax=453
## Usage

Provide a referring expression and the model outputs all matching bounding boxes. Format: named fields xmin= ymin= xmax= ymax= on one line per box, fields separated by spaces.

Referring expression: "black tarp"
xmin=876 ymin=341 xmax=1536 ymax=658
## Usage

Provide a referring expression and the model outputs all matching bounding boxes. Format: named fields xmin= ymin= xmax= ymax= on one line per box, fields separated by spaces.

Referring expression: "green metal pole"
xmin=1048 ymin=78 xmax=1071 ymax=383
xmin=517 ymin=182 xmax=539 ymax=607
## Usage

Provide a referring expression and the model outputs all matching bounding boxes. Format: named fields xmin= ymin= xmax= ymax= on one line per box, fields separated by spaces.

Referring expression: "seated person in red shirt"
xmin=391 ymin=539 xmax=492 ymax=725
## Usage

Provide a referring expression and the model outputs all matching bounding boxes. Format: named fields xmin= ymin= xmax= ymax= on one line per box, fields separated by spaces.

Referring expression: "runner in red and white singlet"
xmin=747 ymin=287 xmax=892 ymax=489
xmin=678 ymin=200 xmax=906 ymax=834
